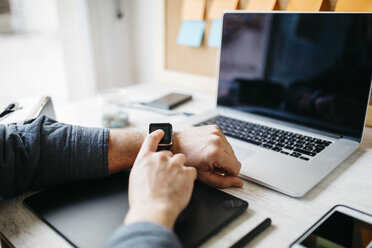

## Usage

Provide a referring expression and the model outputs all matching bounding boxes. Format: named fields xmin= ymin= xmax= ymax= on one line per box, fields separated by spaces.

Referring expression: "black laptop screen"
xmin=218 ymin=13 xmax=372 ymax=140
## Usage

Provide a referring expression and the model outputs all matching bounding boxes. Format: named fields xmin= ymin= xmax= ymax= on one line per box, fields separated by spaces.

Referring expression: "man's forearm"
xmin=108 ymin=130 xmax=146 ymax=174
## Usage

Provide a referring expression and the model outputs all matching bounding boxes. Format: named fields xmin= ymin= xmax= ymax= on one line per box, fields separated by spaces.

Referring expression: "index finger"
xmin=138 ymin=129 xmax=164 ymax=155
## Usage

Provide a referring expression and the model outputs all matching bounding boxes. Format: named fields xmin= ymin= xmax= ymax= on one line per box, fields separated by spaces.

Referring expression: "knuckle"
xmin=185 ymin=167 xmax=197 ymax=178
xmin=172 ymin=153 xmax=186 ymax=164
xmin=170 ymin=158 xmax=179 ymax=166
xmin=157 ymin=152 xmax=169 ymax=162
xmin=191 ymin=168 xmax=197 ymax=178
xmin=170 ymin=157 xmax=182 ymax=167
xmin=212 ymin=136 xmax=223 ymax=146
xmin=178 ymin=153 xmax=187 ymax=162
xmin=237 ymin=161 xmax=242 ymax=170
xmin=210 ymin=125 xmax=221 ymax=135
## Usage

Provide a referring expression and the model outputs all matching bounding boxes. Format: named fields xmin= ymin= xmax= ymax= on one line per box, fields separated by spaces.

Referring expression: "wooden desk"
xmin=0 ymin=83 xmax=371 ymax=248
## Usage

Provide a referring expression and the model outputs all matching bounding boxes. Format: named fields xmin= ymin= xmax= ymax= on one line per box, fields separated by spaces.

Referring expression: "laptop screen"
xmin=218 ymin=13 xmax=372 ymax=140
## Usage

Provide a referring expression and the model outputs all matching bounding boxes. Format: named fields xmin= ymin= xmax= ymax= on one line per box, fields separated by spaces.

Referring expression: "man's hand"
xmin=124 ymin=130 xmax=197 ymax=230
xmin=172 ymin=125 xmax=243 ymax=188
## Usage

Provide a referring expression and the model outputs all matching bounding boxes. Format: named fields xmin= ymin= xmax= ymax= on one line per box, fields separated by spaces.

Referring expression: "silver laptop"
xmin=180 ymin=12 xmax=372 ymax=197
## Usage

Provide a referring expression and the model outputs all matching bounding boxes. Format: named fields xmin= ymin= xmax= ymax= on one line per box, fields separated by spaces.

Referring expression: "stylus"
xmin=230 ymin=218 xmax=272 ymax=248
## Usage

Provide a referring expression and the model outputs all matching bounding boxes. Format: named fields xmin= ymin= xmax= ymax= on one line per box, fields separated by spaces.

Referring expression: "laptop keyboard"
xmin=194 ymin=115 xmax=332 ymax=161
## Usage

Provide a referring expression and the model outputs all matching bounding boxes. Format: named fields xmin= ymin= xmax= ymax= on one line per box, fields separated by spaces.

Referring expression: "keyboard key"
xmin=299 ymin=156 xmax=310 ymax=161
xmin=262 ymin=144 xmax=273 ymax=149
xmin=290 ymin=153 xmax=301 ymax=158
xmin=245 ymin=139 xmax=262 ymax=146
xmin=294 ymin=148 xmax=316 ymax=157
xmin=271 ymin=147 xmax=282 ymax=152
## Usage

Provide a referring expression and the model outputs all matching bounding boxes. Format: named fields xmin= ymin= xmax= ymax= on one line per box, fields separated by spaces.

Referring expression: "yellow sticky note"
xmin=208 ymin=0 xmax=239 ymax=19
xmin=287 ymin=0 xmax=323 ymax=11
xmin=335 ymin=0 xmax=372 ymax=12
xmin=246 ymin=0 xmax=277 ymax=10
xmin=181 ymin=0 xmax=206 ymax=20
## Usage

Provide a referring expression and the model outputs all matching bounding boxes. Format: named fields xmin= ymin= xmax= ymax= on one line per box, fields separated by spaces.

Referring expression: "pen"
xmin=230 ymin=218 xmax=272 ymax=248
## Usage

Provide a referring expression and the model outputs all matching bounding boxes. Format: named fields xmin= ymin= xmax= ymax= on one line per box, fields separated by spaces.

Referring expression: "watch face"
xmin=149 ymin=123 xmax=172 ymax=145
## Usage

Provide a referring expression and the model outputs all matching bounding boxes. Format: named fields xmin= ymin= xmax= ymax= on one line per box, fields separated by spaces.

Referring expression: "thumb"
xmin=138 ymin=129 xmax=164 ymax=155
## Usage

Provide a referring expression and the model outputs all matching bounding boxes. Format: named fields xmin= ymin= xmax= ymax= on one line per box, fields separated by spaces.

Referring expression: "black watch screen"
xmin=149 ymin=123 xmax=173 ymax=146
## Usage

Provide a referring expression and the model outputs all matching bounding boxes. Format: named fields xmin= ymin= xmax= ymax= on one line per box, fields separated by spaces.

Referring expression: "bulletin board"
xmin=165 ymin=0 xmax=339 ymax=78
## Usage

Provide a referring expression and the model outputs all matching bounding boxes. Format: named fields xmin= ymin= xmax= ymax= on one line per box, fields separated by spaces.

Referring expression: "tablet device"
xmin=24 ymin=171 xmax=248 ymax=248
xmin=290 ymin=205 xmax=372 ymax=248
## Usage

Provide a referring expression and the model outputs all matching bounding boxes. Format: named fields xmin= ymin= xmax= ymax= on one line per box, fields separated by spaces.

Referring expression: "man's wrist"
xmin=170 ymin=131 xmax=181 ymax=154
xmin=108 ymin=130 xmax=146 ymax=174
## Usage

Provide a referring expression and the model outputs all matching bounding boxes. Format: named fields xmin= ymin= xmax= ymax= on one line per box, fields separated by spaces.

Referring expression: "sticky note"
xmin=177 ymin=20 xmax=206 ymax=47
xmin=208 ymin=19 xmax=223 ymax=47
xmin=246 ymin=0 xmax=277 ymax=10
xmin=208 ymin=0 xmax=239 ymax=19
xmin=335 ymin=0 xmax=372 ymax=12
xmin=181 ymin=0 xmax=206 ymax=20
xmin=286 ymin=0 xmax=323 ymax=11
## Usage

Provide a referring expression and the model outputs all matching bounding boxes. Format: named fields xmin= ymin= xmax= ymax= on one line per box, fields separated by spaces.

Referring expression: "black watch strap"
xmin=157 ymin=145 xmax=172 ymax=152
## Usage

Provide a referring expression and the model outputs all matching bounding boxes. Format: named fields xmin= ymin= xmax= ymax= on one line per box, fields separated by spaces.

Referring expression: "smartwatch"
xmin=149 ymin=123 xmax=173 ymax=151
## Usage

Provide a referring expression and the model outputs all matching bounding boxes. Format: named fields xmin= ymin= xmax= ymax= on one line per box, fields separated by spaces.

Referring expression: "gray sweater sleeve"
xmin=0 ymin=115 xmax=109 ymax=198
xmin=105 ymin=222 xmax=182 ymax=248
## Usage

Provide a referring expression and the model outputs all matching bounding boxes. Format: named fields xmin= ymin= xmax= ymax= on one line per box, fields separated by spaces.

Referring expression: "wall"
xmin=87 ymin=0 xmax=158 ymax=88
xmin=57 ymin=0 xmax=96 ymax=102
xmin=10 ymin=0 xmax=59 ymax=33
xmin=0 ymin=0 xmax=70 ymax=106
xmin=129 ymin=0 xmax=158 ymax=84
xmin=87 ymin=0 xmax=136 ymax=91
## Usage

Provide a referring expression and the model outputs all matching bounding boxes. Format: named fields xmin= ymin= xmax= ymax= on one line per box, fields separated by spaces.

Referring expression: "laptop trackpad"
xmin=233 ymin=144 xmax=256 ymax=161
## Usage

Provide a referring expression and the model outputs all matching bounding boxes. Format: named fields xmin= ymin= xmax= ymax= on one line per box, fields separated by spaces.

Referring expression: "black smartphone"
xmin=143 ymin=93 xmax=192 ymax=110
xmin=290 ymin=205 xmax=372 ymax=248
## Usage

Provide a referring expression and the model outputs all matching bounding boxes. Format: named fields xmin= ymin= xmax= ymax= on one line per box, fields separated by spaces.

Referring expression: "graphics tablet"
xmin=24 ymin=171 xmax=248 ymax=248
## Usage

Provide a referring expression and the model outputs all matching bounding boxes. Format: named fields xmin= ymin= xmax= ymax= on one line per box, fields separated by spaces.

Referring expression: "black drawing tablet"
xmin=24 ymin=171 xmax=248 ymax=248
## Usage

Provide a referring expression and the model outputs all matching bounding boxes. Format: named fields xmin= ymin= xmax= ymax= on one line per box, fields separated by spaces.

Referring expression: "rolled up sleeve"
xmin=0 ymin=115 xmax=109 ymax=197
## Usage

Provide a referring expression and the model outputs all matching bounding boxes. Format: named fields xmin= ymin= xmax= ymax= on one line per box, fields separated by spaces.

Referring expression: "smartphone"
xmin=290 ymin=205 xmax=372 ymax=248
xmin=143 ymin=93 xmax=192 ymax=110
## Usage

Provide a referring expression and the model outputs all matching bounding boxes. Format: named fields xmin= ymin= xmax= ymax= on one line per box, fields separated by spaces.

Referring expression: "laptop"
xmin=179 ymin=12 xmax=372 ymax=197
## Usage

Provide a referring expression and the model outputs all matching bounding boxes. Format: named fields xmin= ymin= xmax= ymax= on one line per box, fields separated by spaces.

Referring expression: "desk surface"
xmin=1 ymin=83 xmax=372 ymax=248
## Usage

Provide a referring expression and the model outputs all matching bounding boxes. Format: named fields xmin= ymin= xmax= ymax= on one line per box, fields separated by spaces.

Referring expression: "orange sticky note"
xmin=287 ymin=0 xmax=323 ymax=11
xmin=208 ymin=0 xmax=239 ymax=19
xmin=181 ymin=0 xmax=206 ymax=20
xmin=246 ymin=0 xmax=277 ymax=10
xmin=335 ymin=0 xmax=372 ymax=12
